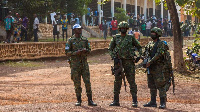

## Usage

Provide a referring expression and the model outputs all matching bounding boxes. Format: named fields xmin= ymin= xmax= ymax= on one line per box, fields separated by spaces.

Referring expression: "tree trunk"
xmin=166 ymin=0 xmax=186 ymax=72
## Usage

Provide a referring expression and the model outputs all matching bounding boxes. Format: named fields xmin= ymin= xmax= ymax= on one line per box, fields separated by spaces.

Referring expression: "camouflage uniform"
xmin=109 ymin=21 xmax=142 ymax=107
xmin=109 ymin=34 xmax=142 ymax=95
xmin=144 ymin=40 xmax=166 ymax=97
xmin=143 ymin=27 xmax=167 ymax=109
xmin=66 ymin=32 xmax=96 ymax=106
xmin=162 ymin=42 xmax=173 ymax=92
xmin=66 ymin=35 xmax=92 ymax=96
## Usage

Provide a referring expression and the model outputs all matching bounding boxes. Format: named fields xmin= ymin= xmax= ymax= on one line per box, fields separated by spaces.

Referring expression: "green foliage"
xmin=191 ymin=38 xmax=200 ymax=55
xmin=114 ymin=8 xmax=130 ymax=23
xmin=176 ymin=0 xmax=200 ymax=18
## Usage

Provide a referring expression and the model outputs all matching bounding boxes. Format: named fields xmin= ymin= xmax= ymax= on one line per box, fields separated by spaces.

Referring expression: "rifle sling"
xmin=150 ymin=39 xmax=160 ymax=59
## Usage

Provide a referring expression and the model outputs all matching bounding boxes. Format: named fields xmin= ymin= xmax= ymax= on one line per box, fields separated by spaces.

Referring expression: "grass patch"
xmin=2 ymin=61 xmax=43 ymax=67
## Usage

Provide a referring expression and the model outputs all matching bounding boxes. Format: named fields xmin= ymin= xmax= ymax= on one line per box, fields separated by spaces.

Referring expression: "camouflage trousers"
xmin=148 ymin=64 xmax=166 ymax=97
xmin=113 ymin=59 xmax=137 ymax=96
xmin=70 ymin=59 xmax=92 ymax=96
xmin=164 ymin=71 xmax=171 ymax=92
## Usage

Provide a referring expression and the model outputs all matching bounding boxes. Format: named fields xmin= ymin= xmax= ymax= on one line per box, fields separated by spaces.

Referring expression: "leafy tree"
xmin=114 ymin=8 xmax=130 ymax=23
xmin=155 ymin=0 xmax=200 ymax=72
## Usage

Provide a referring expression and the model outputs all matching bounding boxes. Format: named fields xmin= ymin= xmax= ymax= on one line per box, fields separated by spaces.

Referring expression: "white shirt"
xmin=50 ymin=12 xmax=56 ymax=24
xmin=146 ymin=21 xmax=152 ymax=29
xmin=33 ymin=17 xmax=39 ymax=29
xmin=101 ymin=10 xmax=103 ymax=17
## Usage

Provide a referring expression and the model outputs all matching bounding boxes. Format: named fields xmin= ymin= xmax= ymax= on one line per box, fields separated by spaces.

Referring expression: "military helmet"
xmin=151 ymin=27 xmax=162 ymax=37
xmin=118 ymin=21 xmax=129 ymax=29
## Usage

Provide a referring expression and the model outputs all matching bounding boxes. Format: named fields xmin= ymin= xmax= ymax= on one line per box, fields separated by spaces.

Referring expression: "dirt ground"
xmin=0 ymin=50 xmax=200 ymax=112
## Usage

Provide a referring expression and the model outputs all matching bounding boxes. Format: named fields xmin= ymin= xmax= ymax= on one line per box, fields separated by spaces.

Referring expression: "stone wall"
xmin=0 ymin=37 xmax=197 ymax=61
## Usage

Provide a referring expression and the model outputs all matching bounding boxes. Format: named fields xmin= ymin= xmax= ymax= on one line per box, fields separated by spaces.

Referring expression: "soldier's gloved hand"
xmin=135 ymin=57 xmax=141 ymax=63
xmin=114 ymin=58 xmax=120 ymax=65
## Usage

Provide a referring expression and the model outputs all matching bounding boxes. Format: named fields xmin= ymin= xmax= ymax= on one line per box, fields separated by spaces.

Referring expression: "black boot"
xmin=143 ymin=96 xmax=157 ymax=107
xmin=75 ymin=95 xmax=81 ymax=106
xmin=132 ymin=96 xmax=138 ymax=107
xmin=159 ymin=97 xmax=166 ymax=109
xmin=109 ymin=94 xmax=120 ymax=106
xmin=87 ymin=94 xmax=97 ymax=106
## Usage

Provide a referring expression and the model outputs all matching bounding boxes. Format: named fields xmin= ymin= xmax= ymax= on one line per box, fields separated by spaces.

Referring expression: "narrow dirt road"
xmin=0 ymin=53 xmax=199 ymax=112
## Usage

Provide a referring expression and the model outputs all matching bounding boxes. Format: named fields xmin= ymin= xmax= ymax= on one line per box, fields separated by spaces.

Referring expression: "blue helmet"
xmin=73 ymin=24 xmax=82 ymax=29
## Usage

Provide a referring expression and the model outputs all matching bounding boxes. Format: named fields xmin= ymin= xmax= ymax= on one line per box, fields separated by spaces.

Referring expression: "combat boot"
xmin=109 ymin=94 xmax=120 ymax=106
xmin=132 ymin=96 xmax=138 ymax=107
xmin=143 ymin=96 xmax=157 ymax=107
xmin=87 ymin=94 xmax=97 ymax=106
xmin=159 ymin=97 xmax=166 ymax=109
xmin=75 ymin=95 xmax=82 ymax=106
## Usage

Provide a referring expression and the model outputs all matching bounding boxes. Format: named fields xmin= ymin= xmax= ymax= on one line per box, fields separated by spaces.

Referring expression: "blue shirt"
xmin=94 ymin=11 xmax=98 ymax=16
xmin=61 ymin=19 xmax=68 ymax=29
xmin=4 ymin=16 xmax=14 ymax=30
xmin=87 ymin=8 xmax=90 ymax=16
xmin=75 ymin=18 xmax=80 ymax=25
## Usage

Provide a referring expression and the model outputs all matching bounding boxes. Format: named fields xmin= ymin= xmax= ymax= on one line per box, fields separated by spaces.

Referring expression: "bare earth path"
xmin=0 ymin=53 xmax=200 ymax=112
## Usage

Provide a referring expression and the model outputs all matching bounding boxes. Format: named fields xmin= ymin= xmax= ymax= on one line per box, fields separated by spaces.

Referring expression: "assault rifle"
xmin=168 ymin=71 xmax=175 ymax=94
xmin=143 ymin=51 xmax=151 ymax=75
xmin=111 ymin=58 xmax=127 ymax=92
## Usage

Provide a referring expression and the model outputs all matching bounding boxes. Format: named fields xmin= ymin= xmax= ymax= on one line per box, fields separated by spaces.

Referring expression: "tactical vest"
xmin=113 ymin=34 xmax=136 ymax=59
xmin=146 ymin=40 xmax=165 ymax=64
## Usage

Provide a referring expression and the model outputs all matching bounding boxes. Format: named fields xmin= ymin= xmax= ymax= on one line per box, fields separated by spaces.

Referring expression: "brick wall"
xmin=0 ymin=37 xmax=197 ymax=61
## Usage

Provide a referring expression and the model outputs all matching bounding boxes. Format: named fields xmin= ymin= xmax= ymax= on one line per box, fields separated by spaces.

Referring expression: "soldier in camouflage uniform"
xmin=162 ymin=41 xmax=173 ymax=92
xmin=143 ymin=27 xmax=167 ymax=109
xmin=65 ymin=24 xmax=97 ymax=106
xmin=108 ymin=21 xmax=142 ymax=107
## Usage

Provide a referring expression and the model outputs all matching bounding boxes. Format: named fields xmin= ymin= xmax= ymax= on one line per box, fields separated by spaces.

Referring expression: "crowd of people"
xmin=3 ymin=9 xmax=199 ymax=43
xmin=4 ymin=11 xmax=30 ymax=43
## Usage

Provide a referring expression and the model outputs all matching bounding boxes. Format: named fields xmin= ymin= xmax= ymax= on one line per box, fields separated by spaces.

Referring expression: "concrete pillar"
xmin=111 ymin=0 xmax=114 ymax=18
xmin=153 ymin=0 xmax=155 ymax=16
xmin=45 ymin=16 xmax=47 ymax=24
xmin=98 ymin=0 xmax=101 ymax=25
xmin=123 ymin=0 xmax=126 ymax=12
xmin=135 ymin=0 xmax=137 ymax=19
xmin=82 ymin=15 xmax=86 ymax=25
xmin=144 ymin=0 xmax=147 ymax=21
xmin=161 ymin=0 xmax=164 ymax=22
xmin=83 ymin=5 xmax=86 ymax=25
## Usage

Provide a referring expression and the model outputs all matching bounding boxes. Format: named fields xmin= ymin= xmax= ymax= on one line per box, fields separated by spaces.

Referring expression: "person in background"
xmin=33 ymin=14 xmax=39 ymax=42
xmin=163 ymin=19 xmax=168 ymax=37
xmin=141 ymin=21 xmax=146 ymax=36
xmin=111 ymin=17 xmax=118 ymax=36
xmin=102 ymin=20 xmax=108 ymax=40
xmin=109 ymin=22 xmax=112 ymax=36
xmin=134 ymin=27 xmax=140 ymax=41
xmin=53 ymin=15 xmax=59 ymax=42
xmin=61 ymin=15 xmax=68 ymax=41
xmin=146 ymin=20 xmax=152 ymax=37
xmin=13 ymin=13 xmax=22 ymax=43
xmin=20 ymin=15 xmax=29 ymax=41
xmin=4 ymin=11 xmax=14 ymax=43
xmin=70 ymin=15 xmax=75 ymax=36
xmin=99 ymin=21 xmax=103 ymax=37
